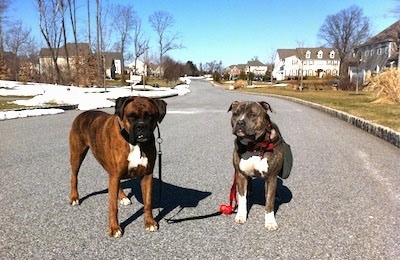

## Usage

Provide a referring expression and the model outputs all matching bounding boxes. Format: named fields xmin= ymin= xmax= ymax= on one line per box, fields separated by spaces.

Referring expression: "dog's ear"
xmin=115 ymin=96 xmax=134 ymax=119
xmin=258 ymin=101 xmax=274 ymax=113
xmin=227 ymin=100 xmax=241 ymax=112
xmin=152 ymin=99 xmax=167 ymax=123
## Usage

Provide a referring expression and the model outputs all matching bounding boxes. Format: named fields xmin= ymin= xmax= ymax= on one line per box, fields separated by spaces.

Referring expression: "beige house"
xmin=39 ymin=43 xmax=91 ymax=75
xmin=39 ymin=43 xmax=123 ymax=80
xmin=272 ymin=48 xmax=340 ymax=81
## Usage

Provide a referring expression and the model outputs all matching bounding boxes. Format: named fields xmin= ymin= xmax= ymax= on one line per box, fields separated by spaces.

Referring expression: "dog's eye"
xmin=127 ymin=113 xmax=137 ymax=119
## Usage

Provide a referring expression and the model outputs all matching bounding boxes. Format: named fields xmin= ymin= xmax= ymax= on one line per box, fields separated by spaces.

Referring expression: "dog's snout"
xmin=137 ymin=122 xmax=146 ymax=131
xmin=237 ymin=120 xmax=245 ymax=127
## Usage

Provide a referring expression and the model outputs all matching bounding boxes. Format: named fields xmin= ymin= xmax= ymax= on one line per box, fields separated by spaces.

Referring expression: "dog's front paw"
xmin=69 ymin=199 xmax=79 ymax=206
xmin=145 ymin=218 xmax=158 ymax=232
xmin=235 ymin=214 xmax=247 ymax=224
xmin=145 ymin=224 xmax=158 ymax=232
xmin=265 ymin=211 xmax=278 ymax=230
xmin=109 ymin=227 xmax=123 ymax=238
xmin=119 ymin=197 xmax=131 ymax=206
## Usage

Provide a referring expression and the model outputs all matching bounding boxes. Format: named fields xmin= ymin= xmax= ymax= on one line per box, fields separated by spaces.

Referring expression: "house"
xmin=227 ymin=64 xmax=246 ymax=80
xmin=39 ymin=43 xmax=123 ymax=81
xmin=349 ymin=20 xmax=400 ymax=83
xmin=227 ymin=60 xmax=267 ymax=80
xmin=102 ymin=52 xmax=123 ymax=79
xmin=128 ymin=59 xmax=147 ymax=75
xmin=39 ymin=43 xmax=91 ymax=75
xmin=245 ymin=60 xmax=268 ymax=76
xmin=272 ymin=48 xmax=340 ymax=81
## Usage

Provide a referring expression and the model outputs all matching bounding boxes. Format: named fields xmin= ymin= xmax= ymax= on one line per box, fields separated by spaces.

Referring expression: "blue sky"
xmin=8 ymin=0 xmax=399 ymax=67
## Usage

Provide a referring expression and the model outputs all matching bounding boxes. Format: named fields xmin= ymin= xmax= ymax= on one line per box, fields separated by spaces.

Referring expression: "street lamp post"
xmin=356 ymin=52 xmax=362 ymax=95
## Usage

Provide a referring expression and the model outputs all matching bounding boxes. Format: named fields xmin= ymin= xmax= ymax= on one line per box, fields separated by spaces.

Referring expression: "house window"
xmin=365 ymin=50 xmax=369 ymax=57
xmin=377 ymin=48 xmax=382 ymax=55
xmin=305 ymin=50 xmax=311 ymax=59
xmin=317 ymin=50 xmax=323 ymax=59
xmin=370 ymin=49 xmax=374 ymax=56
xmin=329 ymin=50 xmax=335 ymax=59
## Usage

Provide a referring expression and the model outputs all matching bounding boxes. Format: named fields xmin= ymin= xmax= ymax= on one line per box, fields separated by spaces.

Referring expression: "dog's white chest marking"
xmin=128 ymin=144 xmax=148 ymax=169
xmin=239 ymin=153 xmax=269 ymax=176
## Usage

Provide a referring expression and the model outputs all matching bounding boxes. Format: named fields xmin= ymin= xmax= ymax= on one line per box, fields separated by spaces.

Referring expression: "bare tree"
xmin=0 ymin=0 xmax=11 ymax=52
xmin=390 ymin=0 xmax=400 ymax=18
xmin=149 ymin=11 xmax=183 ymax=77
xmin=111 ymin=4 xmax=136 ymax=82
xmin=37 ymin=0 xmax=65 ymax=84
xmin=4 ymin=21 xmax=32 ymax=56
xmin=318 ymin=5 xmax=371 ymax=79
xmin=132 ymin=16 xmax=149 ymax=76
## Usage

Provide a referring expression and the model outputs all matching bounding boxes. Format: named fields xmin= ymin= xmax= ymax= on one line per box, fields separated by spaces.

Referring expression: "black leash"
xmin=156 ymin=124 xmax=163 ymax=208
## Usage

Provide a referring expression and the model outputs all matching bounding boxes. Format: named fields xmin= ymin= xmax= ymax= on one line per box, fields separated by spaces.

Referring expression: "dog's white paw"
xmin=235 ymin=193 xmax=247 ymax=224
xmin=71 ymin=200 xmax=79 ymax=206
xmin=265 ymin=211 xmax=278 ymax=230
xmin=119 ymin=197 xmax=131 ymax=206
xmin=235 ymin=214 xmax=247 ymax=224
xmin=113 ymin=230 xmax=123 ymax=238
xmin=145 ymin=225 xmax=158 ymax=232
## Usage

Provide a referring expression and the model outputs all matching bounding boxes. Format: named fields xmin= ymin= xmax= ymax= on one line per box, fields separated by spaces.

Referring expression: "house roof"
xmin=102 ymin=52 xmax=123 ymax=67
xmin=297 ymin=48 xmax=338 ymax=60
xmin=39 ymin=43 xmax=91 ymax=58
xmin=276 ymin=49 xmax=297 ymax=59
xmin=247 ymin=60 xmax=265 ymax=66
xmin=362 ymin=20 xmax=400 ymax=46
xmin=277 ymin=48 xmax=339 ymax=60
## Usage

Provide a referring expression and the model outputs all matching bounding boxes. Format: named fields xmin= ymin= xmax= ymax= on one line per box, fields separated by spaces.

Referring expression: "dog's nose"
xmin=237 ymin=120 xmax=245 ymax=127
xmin=137 ymin=122 xmax=146 ymax=131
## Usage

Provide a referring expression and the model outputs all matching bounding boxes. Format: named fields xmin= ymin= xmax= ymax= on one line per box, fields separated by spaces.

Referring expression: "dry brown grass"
xmin=233 ymin=79 xmax=248 ymax=89
xmin=365 ymin=68 xmax=400 ymax=104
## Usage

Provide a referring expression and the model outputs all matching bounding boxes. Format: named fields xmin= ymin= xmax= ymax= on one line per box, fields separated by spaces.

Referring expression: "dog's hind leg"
xmin=68 ymin=137 xmax=89 ymax=206
xmin=141 ymin=174 xmax=158 ymax=232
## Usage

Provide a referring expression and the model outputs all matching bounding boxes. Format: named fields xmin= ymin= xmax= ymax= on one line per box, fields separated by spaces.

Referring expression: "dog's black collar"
xmin=117 ymin=118 xmax=133 ymax=144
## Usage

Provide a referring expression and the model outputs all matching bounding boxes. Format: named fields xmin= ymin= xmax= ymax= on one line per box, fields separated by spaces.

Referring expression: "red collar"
xmin=245 ymin=124 xmax=281 ymax=157
xmin=246 ymin=137 xmax=275 ymax=157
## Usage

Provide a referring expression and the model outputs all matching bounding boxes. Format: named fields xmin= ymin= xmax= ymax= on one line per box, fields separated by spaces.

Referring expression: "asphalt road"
xmin=1 ymin=79 xmax=399 ymax=259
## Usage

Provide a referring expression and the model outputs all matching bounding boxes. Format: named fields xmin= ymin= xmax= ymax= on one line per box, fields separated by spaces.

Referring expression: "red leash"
xmin=219 ymin=172 xmax=237 ymax=214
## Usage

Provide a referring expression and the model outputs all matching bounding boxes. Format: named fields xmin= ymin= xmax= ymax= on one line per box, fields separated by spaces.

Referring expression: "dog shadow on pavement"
xmin=248 ymin=178 xmax=292 ymax=214
xmin=120 ymin=178 xmax=214 ymax=228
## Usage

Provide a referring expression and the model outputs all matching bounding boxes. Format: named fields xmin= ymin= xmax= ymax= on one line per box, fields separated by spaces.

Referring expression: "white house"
xmin=128 ymin=59 xmax=146 ymax=75
xmin=128 ymin=59 xmax=147 ymax=85
xmin=245 ymin=60 xmax=268 ymax=75
xmin=272 ymin=48 xmax=340 ymax=81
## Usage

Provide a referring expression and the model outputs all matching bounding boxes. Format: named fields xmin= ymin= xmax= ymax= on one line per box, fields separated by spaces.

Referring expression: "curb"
xmin=263 ymin=94 xmax=400 ymax=148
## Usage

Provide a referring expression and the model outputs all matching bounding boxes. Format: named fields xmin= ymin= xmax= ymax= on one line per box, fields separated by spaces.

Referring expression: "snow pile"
xmin=0 ymin=77 xmax=191 ymax=120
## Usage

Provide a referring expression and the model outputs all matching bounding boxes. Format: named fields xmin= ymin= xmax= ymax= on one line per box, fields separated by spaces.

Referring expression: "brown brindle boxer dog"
xmin=228 ymin=100 xmax=284 ymax=230
xmin=69 ymin=96 xmax=166 ymax=238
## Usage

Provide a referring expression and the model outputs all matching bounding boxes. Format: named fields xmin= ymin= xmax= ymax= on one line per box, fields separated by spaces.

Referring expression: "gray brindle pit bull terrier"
xmin=228 ymin=100 xmax=284 ymax=230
